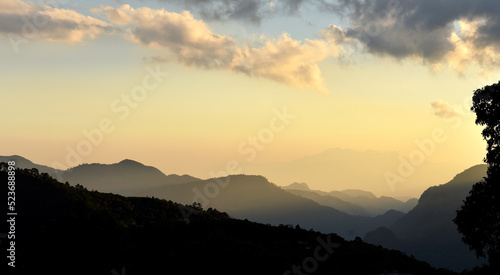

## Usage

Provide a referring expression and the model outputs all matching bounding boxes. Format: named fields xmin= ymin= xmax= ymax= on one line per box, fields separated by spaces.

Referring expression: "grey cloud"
xmin=156 ymin=0 xmax=500 ymax=68
xmin=336 ymin=0 xmax=500 ymax=65
xmin=160 ymin=0 xmax=316 ymax=24
xmin=345 ymin=18 xmax=455 ymax=62
xmin=163 ymin=0 xmax=270 ymax=24
xmin=0 ymin=13 xmax=24 ymax=34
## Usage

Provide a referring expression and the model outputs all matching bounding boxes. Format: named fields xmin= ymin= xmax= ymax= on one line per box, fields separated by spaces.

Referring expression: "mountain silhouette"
xmin=1 ymin=155 xmax=489 ymax=272
xmin=0 ymin=156 xmax=200 ymax=196
xmin=0 ymin=155 xmax=412 ymax=238
xmin=364 ymin=164 xmax=488 ymax=272
xmin=239 ymin=148 xmax=463 ymax=197
xmin=139 ymin=175 xmax=405 ymax=239
xmin=331 ymin=189 xmax=377 ymax=199
xmin=284 ymin=188 xmax=372 ymax=216
xmin=0 ymin=166 xmax=454 ymax=274
xmin=285 ymin=182 xmax=311 ymax=191
xmin=0 ymin=155 xmax=62 ymax=176
xmin=283 ymin=183 xmax=418 ymax=216
xmin=61 ymin=159 xmax=200 ymax=195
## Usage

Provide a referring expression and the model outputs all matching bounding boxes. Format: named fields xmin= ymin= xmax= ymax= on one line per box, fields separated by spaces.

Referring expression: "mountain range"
xmin=136 ymin=174 xmax=406 ymax=238
xmin=282 ymin=182 xmax=418 ymax=216
xmin=60 ymin=159 xmax=200 ymax=195
xmin=233 ymin=148 xmax=465 ymax=198
xmin=0 ymin=155 xmax=487 ymax=271
xmin=0 ymin=155 xmax=413 ymax=238
xmin=0 ymin=167 xmax=457 ymax=274
xmin=0 ymin=155 xmax=199 ymax=196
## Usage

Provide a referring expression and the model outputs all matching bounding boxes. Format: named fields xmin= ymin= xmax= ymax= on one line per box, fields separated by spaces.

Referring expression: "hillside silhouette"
xmin=0 ymin=156 xmax=491 ymax=272
xmin=60 ymin=159 xmax=200 ymax=195
xmin=0 ymin=166 xmax=454 ymax=275
xmin=364 ymin=165 xmax=488 ymax=271
xmin=0 ymin=156 xmax=421 ymax=239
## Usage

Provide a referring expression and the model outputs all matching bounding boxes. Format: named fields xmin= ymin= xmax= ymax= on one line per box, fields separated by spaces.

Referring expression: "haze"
xmin=2 ymin=0 xmax=498 ymax=197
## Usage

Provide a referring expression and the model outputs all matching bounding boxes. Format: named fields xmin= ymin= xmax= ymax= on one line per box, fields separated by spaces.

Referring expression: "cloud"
xmin=319 ymin=24 xmax=347 ymax=44
xmin=431 ymin=100 xmax=462 ymax=119
xmin=0 ymin=0 xmax=29 ymax=13
xmin=94 ymin=4 xmax=340 ymax=92
xmin=0 ymin=0 xmax=111 ymax=43
xmin=157 ymin=0 xmax=272 ymax=24
xmin=147 ymin=0 xmax=500 ymax=72
xmin=143 ymin=55 xmax=170 ymax=65
xmin=235 ymin=33 xmax=332 ymax=93
xmin=144 ymin=0 xmax=500 ymax=74
xmin=331 ymin=0 xmax=500 ymax=72
xmin=96 ymin=4 xmax=239 ymax=69
xmin=157 ymin=0 xmax=310 ymax=24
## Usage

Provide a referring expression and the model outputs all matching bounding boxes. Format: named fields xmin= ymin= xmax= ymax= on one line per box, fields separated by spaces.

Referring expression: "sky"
xmin=1 ymin=0 xmax=499 ymax=197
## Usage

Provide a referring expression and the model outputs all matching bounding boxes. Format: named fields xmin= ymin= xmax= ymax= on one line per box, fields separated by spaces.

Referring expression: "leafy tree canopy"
xmin=455 ymin=81 xmax=500 ymax=270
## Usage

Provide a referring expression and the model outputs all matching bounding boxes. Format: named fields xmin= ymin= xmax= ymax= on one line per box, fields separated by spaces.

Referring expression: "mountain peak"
xmin=339 ymin=189 xmax=376 ymax=199
xmin=118 ymin=159 xmax=144 ymax=166
xmin=282 ymin=182 xmax=310 ymax=191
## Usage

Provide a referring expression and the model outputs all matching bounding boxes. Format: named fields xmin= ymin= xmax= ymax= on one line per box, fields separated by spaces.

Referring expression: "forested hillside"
xmin=1 ymin=166 xmax=453 ymax=275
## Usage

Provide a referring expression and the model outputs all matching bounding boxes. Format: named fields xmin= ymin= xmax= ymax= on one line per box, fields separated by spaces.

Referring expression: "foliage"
xmin=455 ymin=81 xmax=500 ymax=270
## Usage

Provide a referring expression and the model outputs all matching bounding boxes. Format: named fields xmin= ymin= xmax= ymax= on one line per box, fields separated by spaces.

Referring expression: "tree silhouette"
xmin=455 ymin=81 xmax=500 ymax=271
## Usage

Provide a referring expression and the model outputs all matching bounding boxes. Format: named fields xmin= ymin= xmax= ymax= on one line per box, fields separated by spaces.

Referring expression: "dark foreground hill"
xmin=0 ymin=166 xmax=454 ymax=275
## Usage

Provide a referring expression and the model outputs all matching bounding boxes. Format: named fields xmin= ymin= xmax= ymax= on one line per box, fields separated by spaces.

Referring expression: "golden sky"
xmin=1 ymin=0 xmax=499 ymax=196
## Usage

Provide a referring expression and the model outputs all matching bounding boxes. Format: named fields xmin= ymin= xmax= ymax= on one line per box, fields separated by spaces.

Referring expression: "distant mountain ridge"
xmin=0 ymin=155 xmax=412 ymax=239
xmin=138 ymin=174 xmax=406 ymax=239
xmin=238 ymin=147 xmax=464 ymax=197
xmin=285 ymin=182 xmax=311 ymax=191
xmin=283 ymin=182 xmax=418 ymax=216
xmin=0 ymin=155 xmax=416 ymax=215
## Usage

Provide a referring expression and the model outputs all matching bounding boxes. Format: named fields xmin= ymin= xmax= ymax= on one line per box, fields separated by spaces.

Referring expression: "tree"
xmin=75 ymin=184 xmax=87 ymax=191
xmin=455 ymin=81 xmax=500 ymax=271
xmin=192 ymin=202 xmax=203 ymax=211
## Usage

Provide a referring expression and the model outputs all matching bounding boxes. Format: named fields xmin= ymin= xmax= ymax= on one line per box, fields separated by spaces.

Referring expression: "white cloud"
xmin=235 ymin=34 xmax=331 ymax=93
xmin=94 ymin=5 xmax=341 ymax=92
xmin=444 ymin=19 xmax=500 ymax=75
xmin=431 ymin=100 xmax=463 ymax=119
xmin=0 ymin=0 xmax=111 ymax=43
